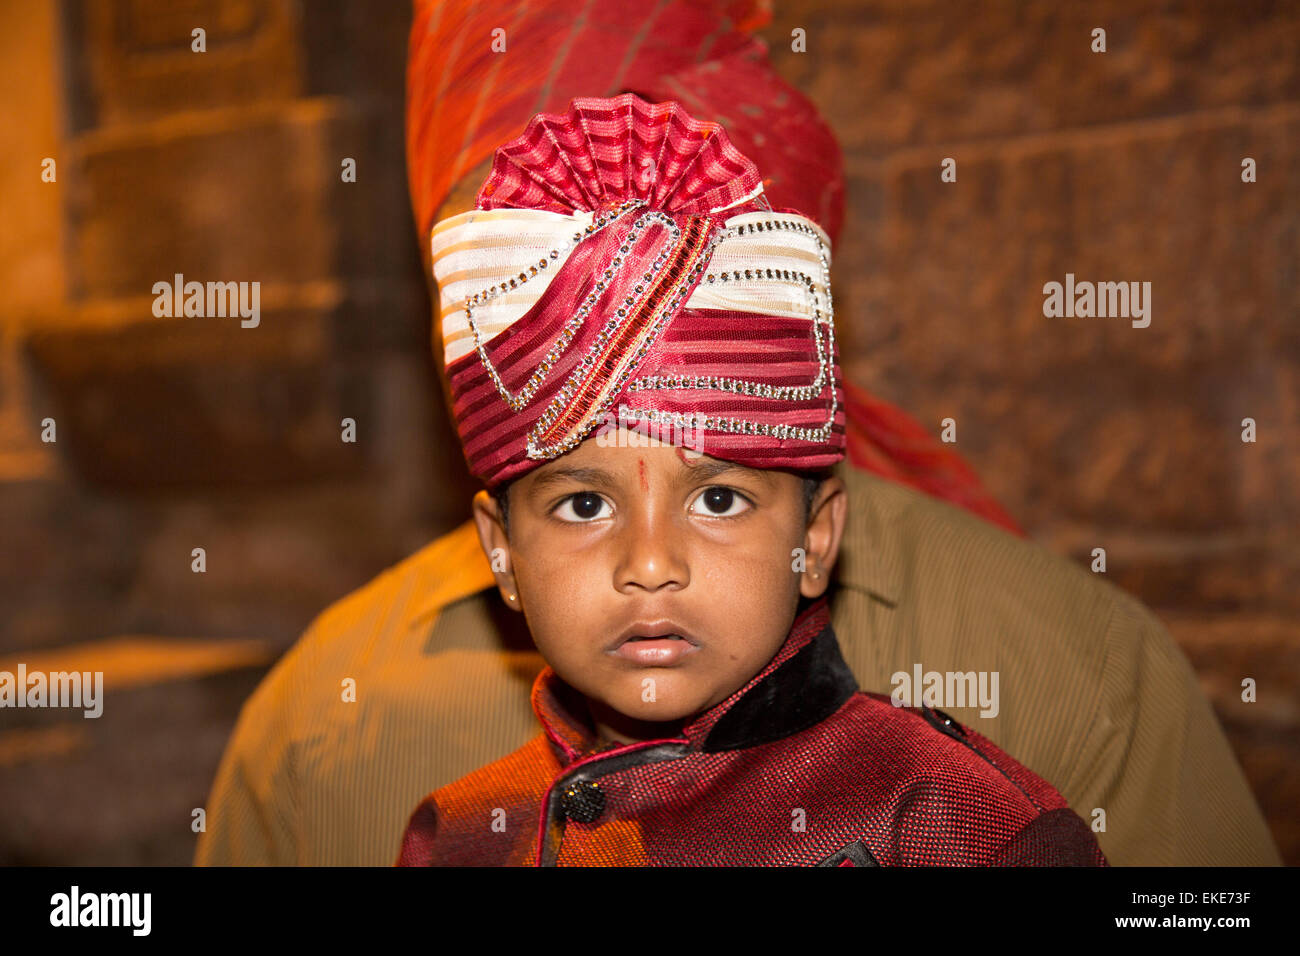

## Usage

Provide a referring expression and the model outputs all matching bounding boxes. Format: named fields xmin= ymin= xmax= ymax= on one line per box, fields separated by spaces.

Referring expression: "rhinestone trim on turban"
xmin=430 ymin=93 xmax=846 ymax=490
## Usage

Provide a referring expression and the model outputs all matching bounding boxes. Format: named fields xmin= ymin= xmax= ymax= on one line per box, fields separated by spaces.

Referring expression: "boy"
xmin=395 ymin=92 xmax=1106 ymax=867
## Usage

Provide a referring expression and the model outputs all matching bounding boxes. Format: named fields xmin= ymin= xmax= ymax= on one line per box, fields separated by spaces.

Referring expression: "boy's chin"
xmin=598 ymin=686 xmax=707 ymax=728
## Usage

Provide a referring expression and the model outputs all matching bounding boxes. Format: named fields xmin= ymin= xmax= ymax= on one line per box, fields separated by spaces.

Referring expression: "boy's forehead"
xmin=524 ymin=431 xmax=778 ymax=486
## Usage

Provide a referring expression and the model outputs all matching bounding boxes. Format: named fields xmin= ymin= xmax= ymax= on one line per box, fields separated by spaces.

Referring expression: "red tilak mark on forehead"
xmin=638 ymin=459 xmax=648 ymax=493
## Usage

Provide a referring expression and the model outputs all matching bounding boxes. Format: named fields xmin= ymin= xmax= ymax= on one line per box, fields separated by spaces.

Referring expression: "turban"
xmin=432 ymin=92 xmax=844 ymax=488
xmin=408 ymin=0 xmax=1024 ymax=534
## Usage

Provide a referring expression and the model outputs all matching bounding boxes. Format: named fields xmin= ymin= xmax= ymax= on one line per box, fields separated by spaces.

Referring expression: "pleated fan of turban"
xmin=407 ymin=0 xmax=1024 ymax=536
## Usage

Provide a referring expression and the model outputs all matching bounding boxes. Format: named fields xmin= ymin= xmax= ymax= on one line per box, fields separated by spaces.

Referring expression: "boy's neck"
xmin=587 ymin=696 xmax=686 ymax=748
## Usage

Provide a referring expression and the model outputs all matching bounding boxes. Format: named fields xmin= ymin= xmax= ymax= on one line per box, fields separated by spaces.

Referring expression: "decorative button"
xmin=922 ymin=705 xmax=968 ymax=739
xmin=558 ymin=779 xmax=605 ymax=824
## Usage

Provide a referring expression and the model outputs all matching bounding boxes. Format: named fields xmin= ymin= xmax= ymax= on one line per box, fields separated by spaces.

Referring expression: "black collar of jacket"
xmin=700 ymin=609 xmax=859 ymax=753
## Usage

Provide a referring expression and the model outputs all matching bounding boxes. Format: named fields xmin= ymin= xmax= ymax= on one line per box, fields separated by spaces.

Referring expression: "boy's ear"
xmin=799 ymin=475 xmax=847 ymax=599
xmin=471 ymin=490 xmax=522 ymax=611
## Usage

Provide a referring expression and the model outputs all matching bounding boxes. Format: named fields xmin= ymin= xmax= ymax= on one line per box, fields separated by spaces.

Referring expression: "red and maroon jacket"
xmin=396 ymin=596 xmax=1108 ymax=866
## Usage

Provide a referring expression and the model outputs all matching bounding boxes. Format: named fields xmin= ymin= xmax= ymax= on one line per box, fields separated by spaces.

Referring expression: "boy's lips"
xmin=606 ymin=620 xmax=702 ymax=651
xmin=609 ymin=637 xmax=699 ymax=665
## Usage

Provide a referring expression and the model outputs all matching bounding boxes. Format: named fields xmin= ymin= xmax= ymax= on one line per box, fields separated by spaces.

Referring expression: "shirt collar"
xmin=529 ymin=593 xmax=860 ymax=764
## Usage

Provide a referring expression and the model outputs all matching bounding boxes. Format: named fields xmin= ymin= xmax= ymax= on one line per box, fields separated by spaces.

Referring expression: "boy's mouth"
xmin=606 ymin=621 xmax=702 ymax=651
xmin=607 ymin=629 xmax=701 ymax=666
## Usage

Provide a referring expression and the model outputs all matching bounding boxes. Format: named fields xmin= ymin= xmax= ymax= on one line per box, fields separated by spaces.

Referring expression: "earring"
xmin=810 ymin=570 xmax=820 ymax=579
xmin=507 ymin=592 xmax=517 ymax=603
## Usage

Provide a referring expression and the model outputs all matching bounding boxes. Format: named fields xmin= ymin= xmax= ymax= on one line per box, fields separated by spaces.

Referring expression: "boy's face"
xmin=472 ymin=427 xmax=847 ymax=743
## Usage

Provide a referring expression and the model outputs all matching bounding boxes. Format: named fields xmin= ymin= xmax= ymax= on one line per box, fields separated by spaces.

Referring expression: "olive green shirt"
xmin=194 ymin=463 xmax=1281 ymax=866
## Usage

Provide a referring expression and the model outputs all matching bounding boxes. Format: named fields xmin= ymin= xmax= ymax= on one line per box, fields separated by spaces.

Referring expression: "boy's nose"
xmin=611 ymin=506 xmax=690 ymax=594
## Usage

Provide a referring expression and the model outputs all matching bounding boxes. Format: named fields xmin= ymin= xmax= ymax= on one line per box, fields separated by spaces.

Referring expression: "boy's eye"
xmin=689 ymin=486 xmax=752 ymax=517
xmin=553 ymin=491 xmax=612 ymax=522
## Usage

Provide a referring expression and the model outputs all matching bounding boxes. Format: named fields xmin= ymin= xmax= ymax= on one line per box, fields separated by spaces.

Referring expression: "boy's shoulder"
xmin=398 ymin=733 xmax=559 ymax=866
xmin=836 ymin=690 xmax=1074 ymax=813
xmin=818 ymin=690 xmax=1104 ymax=864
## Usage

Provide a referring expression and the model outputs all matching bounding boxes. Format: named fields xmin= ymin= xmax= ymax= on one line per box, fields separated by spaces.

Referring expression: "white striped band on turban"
xmin=430 ymin=201 xmax=845 ymax=490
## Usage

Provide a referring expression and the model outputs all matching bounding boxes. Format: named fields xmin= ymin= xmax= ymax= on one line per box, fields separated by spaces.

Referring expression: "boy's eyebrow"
xmin=525 ymin=458 xmax=774 ymax=496
xmin=527 ymin=466 xmax=620 ymax=495
xmin=676 ymin=456 xmax=775 ymax=486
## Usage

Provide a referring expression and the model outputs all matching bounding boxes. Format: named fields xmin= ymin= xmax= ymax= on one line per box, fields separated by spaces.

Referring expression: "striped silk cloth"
xmin=431 ymin=93 xmax=847 ymax=488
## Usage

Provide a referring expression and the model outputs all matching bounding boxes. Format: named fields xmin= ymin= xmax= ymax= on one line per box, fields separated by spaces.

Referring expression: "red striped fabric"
xmin=479 ymin=97 xmax=767 ymax=217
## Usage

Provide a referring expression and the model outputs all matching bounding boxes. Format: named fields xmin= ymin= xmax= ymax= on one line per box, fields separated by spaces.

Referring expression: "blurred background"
xmin=0 ymin=0 xmax=1296 ymax=865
